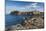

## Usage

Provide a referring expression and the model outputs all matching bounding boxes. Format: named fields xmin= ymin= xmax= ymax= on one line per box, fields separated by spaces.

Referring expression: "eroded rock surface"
xmin=5 ymin=16 xmax=44 ymax=31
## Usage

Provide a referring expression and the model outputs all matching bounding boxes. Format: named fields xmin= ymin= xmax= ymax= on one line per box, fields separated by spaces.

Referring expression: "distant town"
xmin=10 ymin=10 xmax=44 ymax=17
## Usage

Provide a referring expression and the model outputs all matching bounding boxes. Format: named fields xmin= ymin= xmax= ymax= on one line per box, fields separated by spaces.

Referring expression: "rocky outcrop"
xmin=21 ymin=16 xmax=44 ymax=29
xmin=5 ymin=16 xmax=44 ymax=31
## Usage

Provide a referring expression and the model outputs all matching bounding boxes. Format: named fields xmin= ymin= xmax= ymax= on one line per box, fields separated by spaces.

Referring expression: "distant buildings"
xmin=32 ymin=10 xmax=40 ymax=15
xmin=10 ymin=10 xmax=43 ymax=15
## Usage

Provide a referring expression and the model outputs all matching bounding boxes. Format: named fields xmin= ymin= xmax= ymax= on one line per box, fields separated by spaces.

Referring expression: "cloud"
xmin=22 ymin=3 xmax=39 ymax=11
xmin=6 ymin=2 xmax=43 ymax=14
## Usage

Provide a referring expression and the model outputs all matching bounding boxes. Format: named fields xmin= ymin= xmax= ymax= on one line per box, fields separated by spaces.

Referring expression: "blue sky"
xmin=5 ymin=0 xmax=44 ymax=14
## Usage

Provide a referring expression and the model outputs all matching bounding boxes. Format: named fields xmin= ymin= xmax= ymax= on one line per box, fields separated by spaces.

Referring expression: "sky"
xmin=5 ymin=0 xmax=44 ymax=14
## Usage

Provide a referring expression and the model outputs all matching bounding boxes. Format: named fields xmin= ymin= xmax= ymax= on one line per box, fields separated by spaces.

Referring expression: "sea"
xmin=5 ymin=14 xmax=32 ymax=27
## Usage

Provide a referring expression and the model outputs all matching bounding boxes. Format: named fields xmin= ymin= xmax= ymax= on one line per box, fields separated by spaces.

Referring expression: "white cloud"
xmin=6 ymin=3 xmax=43 ymax=14
xmin=23 ymin=3 xmax=39 ymax=11
xmin=6 ymin=6 xmax=16 ymax=14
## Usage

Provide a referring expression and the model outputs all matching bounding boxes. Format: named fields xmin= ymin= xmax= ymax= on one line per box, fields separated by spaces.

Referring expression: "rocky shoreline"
xmin=5 ymin=15 xmax=44 ymax=31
